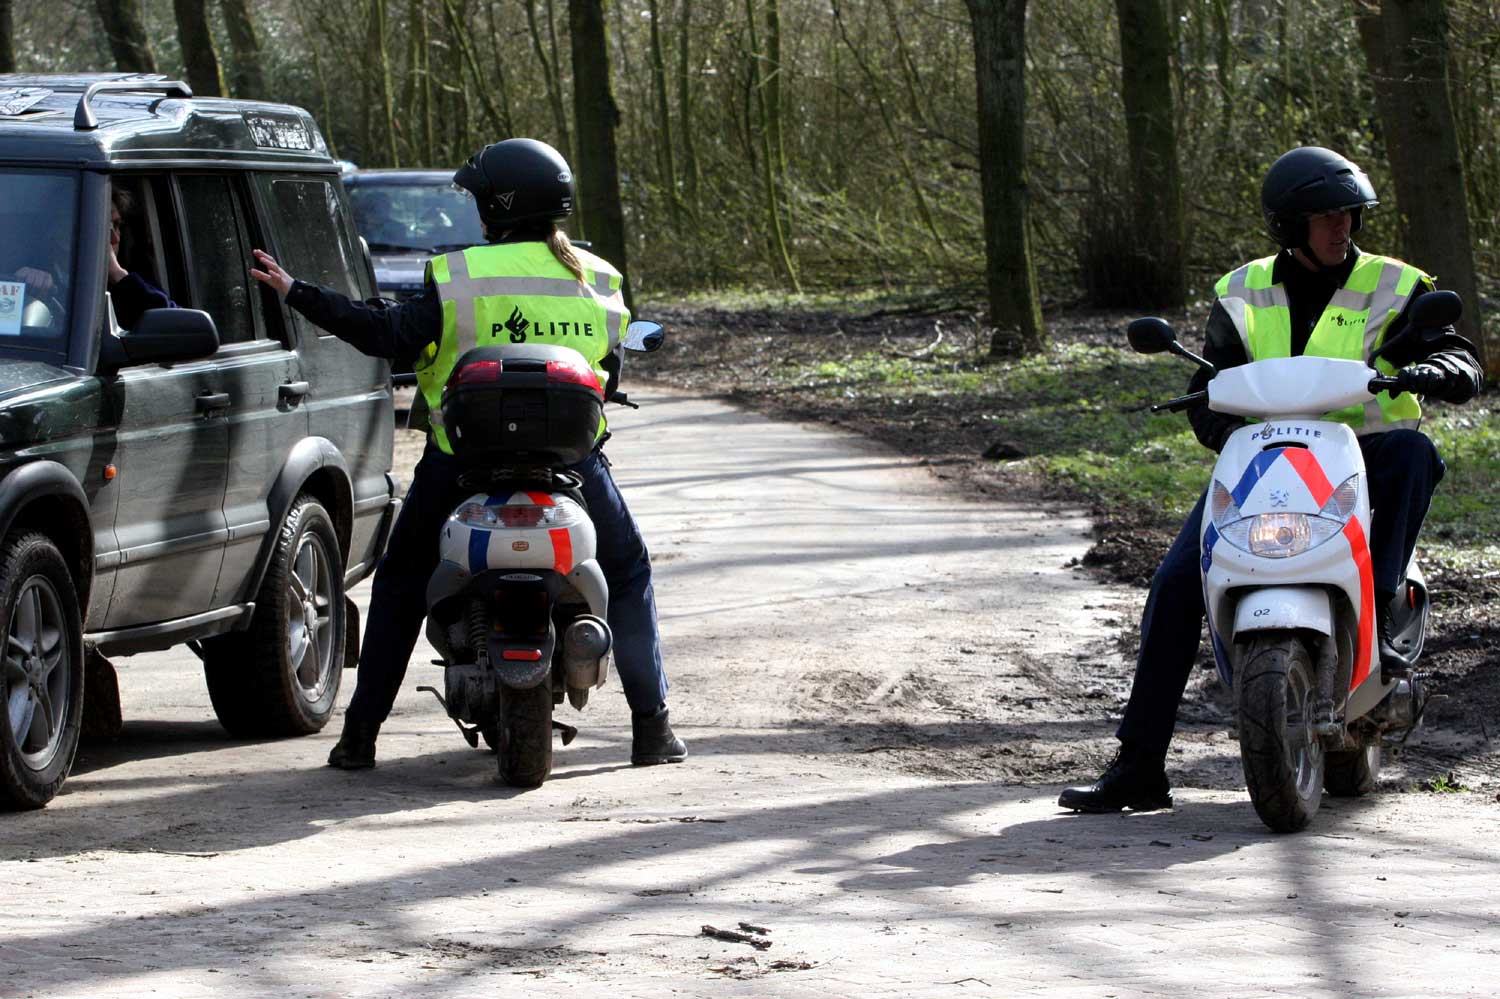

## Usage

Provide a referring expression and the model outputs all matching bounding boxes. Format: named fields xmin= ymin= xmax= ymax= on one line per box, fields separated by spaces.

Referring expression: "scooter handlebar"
xmin=1150 ymin=389 xmax=1208 ymax=414
xmin=1368 ymin=374 xmax=1402 ymax=394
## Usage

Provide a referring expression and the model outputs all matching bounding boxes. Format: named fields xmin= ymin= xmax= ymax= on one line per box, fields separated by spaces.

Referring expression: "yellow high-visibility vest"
xmin=415 ymin=241 xmax=628 ymax=454
xmin=1213 ymin=253 xmax=1426 ymax=434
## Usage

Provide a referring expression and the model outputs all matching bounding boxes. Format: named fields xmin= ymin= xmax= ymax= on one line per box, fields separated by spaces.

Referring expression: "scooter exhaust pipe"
xmin=562 ymin=615 xmax=611 ymax=688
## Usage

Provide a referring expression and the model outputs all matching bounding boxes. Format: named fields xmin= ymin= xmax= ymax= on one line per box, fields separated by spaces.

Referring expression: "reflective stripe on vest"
xmin=416 ymin=242 xmax=628 ymax=454
xmin=1213 ymin=253 xmax=1424 ymax=435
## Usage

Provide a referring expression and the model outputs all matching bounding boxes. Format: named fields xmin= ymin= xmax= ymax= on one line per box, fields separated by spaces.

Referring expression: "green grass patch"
xmin=657 ymin=285 xmax=975 ymax=315
xmin=761 ymin=334 xmax=1500 ymax=569
xmin=774 ymin=338 xmax=1215 ymax=526
xmin=1416 ymin=771 xmax=1472 ymax=793
xmin=1423 ymin=399 xmax=1500 ymax=568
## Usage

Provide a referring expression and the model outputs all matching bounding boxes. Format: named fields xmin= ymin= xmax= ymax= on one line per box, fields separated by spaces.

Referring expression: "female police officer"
xmin=251 ymin=138 xmax=686 ymax=770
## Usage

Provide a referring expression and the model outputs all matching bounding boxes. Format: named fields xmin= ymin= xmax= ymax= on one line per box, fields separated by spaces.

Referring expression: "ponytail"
xmin=547 ymin=226 xmax=588 ymax=284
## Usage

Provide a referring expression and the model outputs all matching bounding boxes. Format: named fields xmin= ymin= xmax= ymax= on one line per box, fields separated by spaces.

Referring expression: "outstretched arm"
xmin=250 ymin=249 xmax=440 ymax=363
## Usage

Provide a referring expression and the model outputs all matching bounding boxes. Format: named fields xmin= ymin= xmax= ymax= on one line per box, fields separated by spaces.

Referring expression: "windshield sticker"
xmin=0 ymin=88 xmax=51 ymax=116
xmin=0 ymin=282 xmax=25 ymax=335
xmin=242 ymin=110 xmax=315 ymax=151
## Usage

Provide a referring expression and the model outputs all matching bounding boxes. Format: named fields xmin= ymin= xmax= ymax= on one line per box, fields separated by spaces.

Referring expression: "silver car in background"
xmin=342 ymin=169 xmax=484 ymax=301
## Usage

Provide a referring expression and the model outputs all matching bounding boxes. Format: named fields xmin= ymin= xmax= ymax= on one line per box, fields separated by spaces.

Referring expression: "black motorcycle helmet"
xmin=1260 ymin=146 xmax=1378 ymax=250
xmin=452 ymin=138 xmax=575 ymax=233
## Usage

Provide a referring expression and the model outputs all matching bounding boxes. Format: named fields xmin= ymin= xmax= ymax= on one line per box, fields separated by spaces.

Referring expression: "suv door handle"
xmin=195 ymin=392 xmax=231 ymax=414
xmin=278 ymin=381 xmax=311 ymax=402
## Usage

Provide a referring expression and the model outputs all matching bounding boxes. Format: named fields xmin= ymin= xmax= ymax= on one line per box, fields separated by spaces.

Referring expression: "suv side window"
xmin=175 ymin=174 xmax=282 ymax=347
xmin=265 ymin=177 xmax=364 ymax=336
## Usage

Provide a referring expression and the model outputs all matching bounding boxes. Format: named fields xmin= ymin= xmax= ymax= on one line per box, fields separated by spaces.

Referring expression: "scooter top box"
xmin=441 ymin=344 xmax=604 ymax=467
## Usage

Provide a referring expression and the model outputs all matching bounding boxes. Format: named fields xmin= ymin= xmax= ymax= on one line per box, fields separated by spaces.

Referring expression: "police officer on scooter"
xmin=1058 ymin=146 xmax=1483 ymax=813
xmin=250 ymin=138 xmax=687 ymax=770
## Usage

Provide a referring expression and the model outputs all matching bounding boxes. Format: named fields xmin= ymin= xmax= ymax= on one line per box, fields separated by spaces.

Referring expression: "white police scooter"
xmin=416 ymin=320 xmax=664 ymax=788
xmin=1128 ymin=291 xmax=1457 ymax=831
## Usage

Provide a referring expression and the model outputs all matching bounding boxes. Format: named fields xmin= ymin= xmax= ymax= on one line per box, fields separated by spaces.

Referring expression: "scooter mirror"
xmin=622 ymin=320 xmax=665 ymax=353
xmin=1407 ymin=289 xmax=1462 ymax=329
xmin=1127 ymin=317 xmax=1177 ymax=355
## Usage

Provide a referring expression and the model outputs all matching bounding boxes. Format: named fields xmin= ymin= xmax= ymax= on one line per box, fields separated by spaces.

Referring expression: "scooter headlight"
xmin=1248 ymin=512 xmax=1310 ymax=557
xmin=1210 ymin=474 xmax=1360 ymax=559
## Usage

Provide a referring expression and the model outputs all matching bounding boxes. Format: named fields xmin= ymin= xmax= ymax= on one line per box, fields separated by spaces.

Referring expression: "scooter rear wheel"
xmin=497 ymin=679 xmax=553 ymax=788
xmin=1236 ymin=633 xmax=1323 ymax=832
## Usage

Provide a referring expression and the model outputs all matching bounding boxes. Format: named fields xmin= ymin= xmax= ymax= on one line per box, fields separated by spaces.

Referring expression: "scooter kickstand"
xmin=416 ymin=685 xmax=481 ymax=748
xmin=552 ymin=721 xmax=578 ymax=746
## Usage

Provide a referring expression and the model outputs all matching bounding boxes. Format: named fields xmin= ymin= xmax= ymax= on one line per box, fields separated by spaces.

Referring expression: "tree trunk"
xmin=485 ymin=1 xmax=518 ymax=137
xmin=830 ymin=0 xmax=949 ymax=270
xmin=218 ymin=0 xmax=265 ymax=97
xmin=675 ymin=0 xmax=700 ymax=213
xmin=965 ymin=0 xmax=1045 ymax=358
xmin=417 ymin=1 xmax=435 ymax=165
xmin=0 ymin=0 xmax=15 ymax=73
xmin=94 ymin=0 xmax=158 ymax=73
xmin=647 ymin=0 xmax=679 ymax=223
xmin=525 ymin=0 xmax=573 ymax=163
xmin=545 ymin=0 xmax=568 ymax=147
xmin=764 ymin=0 xmax=787 ymax=179
xmin=311 ymin=48 xmax=339 ymax=159
xmin=442 ymin=0 xmax=511 ymax=138
xmin=1357 ymin=0 xmax=1491 ymax=374
xmin=173 ymin=0 xmax=225 ymax=97
xmin=1115 ymin=0 xmax=1185 ymax=308
xmin=745 ymin=0 xmax=800 ymax=290
xmin=369 ymin=0 xmax=400 ymax=166
xmin=570 ymin=0 xmax=633 ymax=310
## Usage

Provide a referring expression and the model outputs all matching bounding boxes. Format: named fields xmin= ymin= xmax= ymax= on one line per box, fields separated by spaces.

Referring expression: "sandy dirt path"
xmin=3 ymin=388 xmax=1497 ymax=998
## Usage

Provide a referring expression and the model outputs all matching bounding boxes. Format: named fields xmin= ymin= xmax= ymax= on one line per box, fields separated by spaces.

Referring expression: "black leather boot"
xmin=1377 ymin=593 xmax=1415 ymax=682
xmin=631 ymin=705 xmax=687 ymax=765
xmin=1057 ymin=749 xmax=1172 ymax=813
xmin=327 ymin=718 xmax=380 ymax=770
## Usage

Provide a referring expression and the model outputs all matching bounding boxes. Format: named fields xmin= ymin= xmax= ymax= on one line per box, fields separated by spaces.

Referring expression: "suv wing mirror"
xmin=100 ymin=308 xmax=220 ymax=370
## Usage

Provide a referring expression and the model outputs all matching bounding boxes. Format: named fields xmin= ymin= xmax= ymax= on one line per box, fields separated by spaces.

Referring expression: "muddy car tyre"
xmin=0 ymin=532 xmax=84 ymax=810
xmin=204 ymin=496 xmax=345 ymax=737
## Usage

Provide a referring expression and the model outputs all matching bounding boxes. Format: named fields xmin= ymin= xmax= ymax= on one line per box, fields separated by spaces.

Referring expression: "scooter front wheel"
xmin=1236 ymin=632 xmax=1323 ymax=832
xmin=497 ymin=679 xmax=554 ymax=788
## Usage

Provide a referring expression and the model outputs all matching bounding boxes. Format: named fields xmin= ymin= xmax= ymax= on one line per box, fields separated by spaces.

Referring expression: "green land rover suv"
xmin=0 ymin=74 xmax=400 ymax=808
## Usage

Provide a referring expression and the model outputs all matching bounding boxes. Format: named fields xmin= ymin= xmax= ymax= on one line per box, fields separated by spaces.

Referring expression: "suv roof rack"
xmin=73 ymin=79 xmax=193 ymax=131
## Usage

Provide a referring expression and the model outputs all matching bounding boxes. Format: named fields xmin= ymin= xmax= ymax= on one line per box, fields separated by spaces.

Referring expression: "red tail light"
xmin=497 ymin=504 xmax=546 ymax=528
xmin=546 ymin=359 xmax=603 ymax=397
xmin=451 ymin=359 xmax=503 ymax=386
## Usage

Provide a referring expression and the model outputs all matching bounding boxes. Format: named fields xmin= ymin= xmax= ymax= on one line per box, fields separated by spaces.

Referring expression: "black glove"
xmin=1393 ymin=363 xmax=1453 ymax=399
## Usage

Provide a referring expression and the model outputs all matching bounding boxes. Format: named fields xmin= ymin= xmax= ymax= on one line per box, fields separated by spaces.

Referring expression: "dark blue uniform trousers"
xmin=1115 ymin=428 xmax=1445 ymax=761
xmin=346 ymin=443 xmax=670 ymax=725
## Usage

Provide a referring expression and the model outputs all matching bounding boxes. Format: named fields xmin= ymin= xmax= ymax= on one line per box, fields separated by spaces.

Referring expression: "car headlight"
xmin=1210 ymin=474 xmax=1358 ymax=559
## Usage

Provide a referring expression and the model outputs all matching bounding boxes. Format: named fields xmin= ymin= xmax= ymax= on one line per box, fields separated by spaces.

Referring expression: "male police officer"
xmin=1058 ymin=146 xmax=1483 ymax=813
